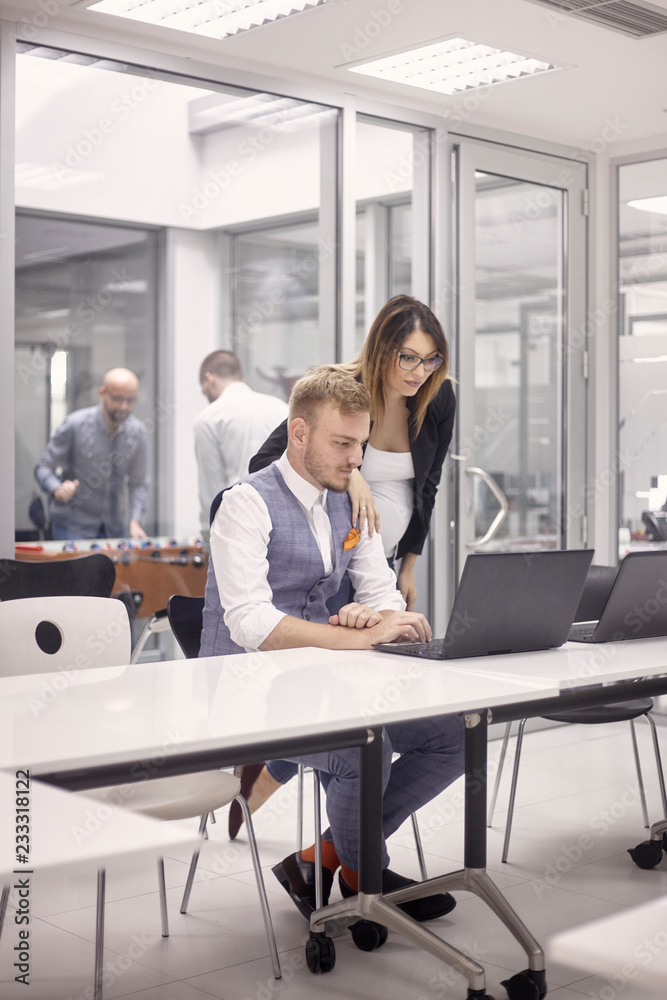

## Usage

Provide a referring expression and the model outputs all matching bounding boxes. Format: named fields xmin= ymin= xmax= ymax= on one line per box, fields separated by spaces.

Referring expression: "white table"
xmin=0 ymin=646 xmax=561 ymax=781
xmin=0 ymin=770 xmax=200 ymax=880
xmin=0 ymin=770 xmax=200 ymax=998
xmin=1 ymin=641 xmax=666 ymax=996
xmin=0 ymin=646 xmax=561 ymax=995
xmin=549 ymin=897 xmax=667 ymax=991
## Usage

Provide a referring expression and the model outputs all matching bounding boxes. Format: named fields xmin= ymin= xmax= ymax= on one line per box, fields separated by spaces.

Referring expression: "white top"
xmin=361 ymin=443 xmax=415 ymax=559
xmin=209 ymin=452 xmax=405 ymax=651
xmin=193 ymin=381 xmax=288 ymax=536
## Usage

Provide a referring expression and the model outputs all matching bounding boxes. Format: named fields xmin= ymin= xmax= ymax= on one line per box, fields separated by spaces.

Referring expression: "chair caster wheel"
xmin=628 ymin=840 xmax=663 ymax=869
xmin=349 ymin=919 xmax=388 ymax=951
xmin=305 ymin=931 xmax=336 ymax=973
xmin=501 ymin=968 xmax=546 ymax=1000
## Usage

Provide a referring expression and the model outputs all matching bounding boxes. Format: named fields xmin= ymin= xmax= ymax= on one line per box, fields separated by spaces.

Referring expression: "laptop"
xmin=568 ymin=550 xmax=667 ymax=643
xmin=373 ymin=549 xmax=594 ymax=660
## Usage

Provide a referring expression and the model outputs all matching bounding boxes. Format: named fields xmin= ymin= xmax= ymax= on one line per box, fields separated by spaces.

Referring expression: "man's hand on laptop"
xmin=330 ymin=604 xmax=432 ymax=645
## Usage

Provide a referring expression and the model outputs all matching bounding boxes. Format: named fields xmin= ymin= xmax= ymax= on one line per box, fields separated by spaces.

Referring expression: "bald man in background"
xmin=35 ymin=367 xmax=149 ymax=540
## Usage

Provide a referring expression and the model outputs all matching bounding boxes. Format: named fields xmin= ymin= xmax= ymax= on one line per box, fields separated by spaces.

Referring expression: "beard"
xmin=303 ymin=448 xmax=352 ymax=493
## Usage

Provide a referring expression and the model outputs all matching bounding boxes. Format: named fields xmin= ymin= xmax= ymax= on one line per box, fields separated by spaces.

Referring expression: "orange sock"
xmin=340 ymin=865 xmax=358 ymax=891
xmin=300 ymin=840 xmax=340 ymax=873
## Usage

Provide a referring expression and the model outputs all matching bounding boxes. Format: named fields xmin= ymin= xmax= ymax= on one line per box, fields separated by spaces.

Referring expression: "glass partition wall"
xmin=14 ymin=42 xmax=340 ymax=543
xmin=617 ymin=156 xmax=667 ymax=554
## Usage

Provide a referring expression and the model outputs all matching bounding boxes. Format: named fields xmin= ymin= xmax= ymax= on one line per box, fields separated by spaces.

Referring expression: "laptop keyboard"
xmin=568 ymin=622 xmax=596 ymax=641
xmin=390 ymin=638 xmax=446 ymax=658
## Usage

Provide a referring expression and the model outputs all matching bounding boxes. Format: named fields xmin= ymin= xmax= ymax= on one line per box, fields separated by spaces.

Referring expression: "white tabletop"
xmin=399 ymin=636 xmax=667 ymax=689
xmin=549 ymin=896 xmax=667 ymax=991
xmin=0 ymin=771 xmax=200 ymax=880
xmin=0 ymin=646 xmax=561 ymax=778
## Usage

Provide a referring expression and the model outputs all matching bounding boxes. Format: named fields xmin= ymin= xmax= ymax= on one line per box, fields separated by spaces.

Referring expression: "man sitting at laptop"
xmin=199 ymin=366 xmax=464 ymax=922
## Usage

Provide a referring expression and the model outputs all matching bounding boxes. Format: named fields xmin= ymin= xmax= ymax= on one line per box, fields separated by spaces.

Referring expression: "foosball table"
xmin=14 ymin=536 xmax=208 ymax=618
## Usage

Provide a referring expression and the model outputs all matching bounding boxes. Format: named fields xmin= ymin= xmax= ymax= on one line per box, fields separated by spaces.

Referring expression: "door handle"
xmin=465 ymin=466 xmax=509 ymax=549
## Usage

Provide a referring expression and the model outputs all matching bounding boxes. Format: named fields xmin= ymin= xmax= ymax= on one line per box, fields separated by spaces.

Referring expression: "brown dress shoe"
xmin=272 ymin=851 xmax=334 ymax=920
xmin=228 ymin=762 xmax=265 ymax=840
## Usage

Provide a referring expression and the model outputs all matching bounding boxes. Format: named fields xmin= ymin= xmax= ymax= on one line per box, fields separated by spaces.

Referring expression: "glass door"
xmin=453 ymin=140 xmax=588 ymax=580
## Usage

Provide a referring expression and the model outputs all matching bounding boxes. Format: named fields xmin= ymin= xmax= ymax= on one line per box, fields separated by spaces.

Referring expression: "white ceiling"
xmin=1 ymin=0 xmax=667 ymax=149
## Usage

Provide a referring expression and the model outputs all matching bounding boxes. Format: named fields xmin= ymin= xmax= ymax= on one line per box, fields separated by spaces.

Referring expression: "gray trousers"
xmin=283 ymin=713 xmax=465 ymax=870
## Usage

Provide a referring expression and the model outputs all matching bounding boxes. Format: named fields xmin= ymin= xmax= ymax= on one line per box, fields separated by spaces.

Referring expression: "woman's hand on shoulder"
xmin=348 ymin=468 xmax=380 ymax=536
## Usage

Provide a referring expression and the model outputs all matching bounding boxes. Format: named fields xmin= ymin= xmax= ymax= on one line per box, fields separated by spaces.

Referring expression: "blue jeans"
xmin=281 ymin=714 xmax=465 ymax=870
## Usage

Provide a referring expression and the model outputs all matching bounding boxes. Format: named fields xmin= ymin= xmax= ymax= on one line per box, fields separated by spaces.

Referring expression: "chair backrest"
xmin=167 ymin=595 xmax=204 ymax=659
xmin=0 ymin=553 xmax=116 ymax=601
xmin=573 ymin=564 xmax=617 ymax=623
xmin=0 ymin=596 xmax=131 ymax=676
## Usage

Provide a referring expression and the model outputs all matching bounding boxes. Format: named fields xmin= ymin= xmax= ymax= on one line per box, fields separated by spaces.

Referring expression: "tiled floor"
xmin=3 ymin=722 xmax=667 ymax=1000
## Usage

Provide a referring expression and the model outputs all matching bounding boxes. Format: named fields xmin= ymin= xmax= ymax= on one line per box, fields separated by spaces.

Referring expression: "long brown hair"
xmin=342 ymin=295 xmax=450 ymax=436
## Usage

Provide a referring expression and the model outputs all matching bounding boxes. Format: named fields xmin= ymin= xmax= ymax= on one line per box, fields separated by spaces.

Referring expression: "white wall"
xmin=164 ymin=229 xmax=221 ymax=539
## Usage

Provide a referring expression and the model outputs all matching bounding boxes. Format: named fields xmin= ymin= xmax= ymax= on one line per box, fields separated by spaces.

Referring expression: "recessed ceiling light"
xmin=345 ymin=36 xmax=560 ymax=96
xmin=85 ymin=0 xmax=326 ymax=40
xmin=628 ymin=196 xmax=667 ymax=216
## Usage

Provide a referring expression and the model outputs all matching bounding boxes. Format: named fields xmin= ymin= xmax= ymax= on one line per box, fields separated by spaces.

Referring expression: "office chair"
xmin=488 ymin=564 xmax=667 ymax=862
xmin=0 ymin=595 xmax=280 ymax=999
xmin=0 ymin=552 xmax=116 ymax=601
xmin=167 ymin=595 xmax=429 ymax=882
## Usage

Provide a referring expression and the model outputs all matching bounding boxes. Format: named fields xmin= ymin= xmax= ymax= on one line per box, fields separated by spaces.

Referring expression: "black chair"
xmin=167 ymin=595 xmax=204 ymax=658
xmin=488 ymin=563 xmax=667 ymax=862
xmin=0 ymin=553 xmax=116 ymax=601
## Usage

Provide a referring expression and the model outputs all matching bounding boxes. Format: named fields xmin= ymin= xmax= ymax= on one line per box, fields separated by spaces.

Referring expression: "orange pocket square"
xmin=343 ymin=528 xmax=361 ymax=551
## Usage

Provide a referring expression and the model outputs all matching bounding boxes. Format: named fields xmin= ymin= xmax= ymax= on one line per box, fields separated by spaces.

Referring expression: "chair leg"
xmin=411 ymin=813 xmax=428 ymax=881
xmin=296 ymin=764 xmax=304 ymax=852
xmin=644 ymin=712 xmax=667 ymax=815
xmin=501 ymin=718 xmax=527 ymax=863
xmin=488 ymin=721 xmax=512 ymax=826
xmin=181 ymin=813 xmax=208 ymax=913
xmin=629 ymin=719 xmax=650 ymax=828
xmin=94 ymin=868 xmax=106 ymax=1000
xmin=0 ymin=885 xmax=9 ymax=941
xmin=180 ymin=813 xmax=208 ymax=915
xmin=237 ymin=794 xmax=282 ymax=980
xmin=157 ymin=857 xmax=169 ymax=937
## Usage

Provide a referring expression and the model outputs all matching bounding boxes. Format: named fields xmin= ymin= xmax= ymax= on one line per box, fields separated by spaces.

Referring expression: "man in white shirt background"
xmin=199 ymin=367 xmax=464 ymax=925
xmin=194 ymin=349 xmax=288 ymax=541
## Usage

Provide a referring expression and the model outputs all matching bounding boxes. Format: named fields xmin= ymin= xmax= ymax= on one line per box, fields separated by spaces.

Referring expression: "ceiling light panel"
xmin=85 ymin=0 xmax=326 ymax=40
xmin=347 ymin=37 xmax=560 ymax=96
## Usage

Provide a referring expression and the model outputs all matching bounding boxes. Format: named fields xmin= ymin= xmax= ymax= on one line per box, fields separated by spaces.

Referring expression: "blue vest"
xmin=199 ymin=463 xmax=356 ymax=656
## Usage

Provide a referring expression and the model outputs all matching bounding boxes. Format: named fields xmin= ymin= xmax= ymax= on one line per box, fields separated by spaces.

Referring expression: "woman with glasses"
xmin=228 ymin=294 xmax=456 ymax=838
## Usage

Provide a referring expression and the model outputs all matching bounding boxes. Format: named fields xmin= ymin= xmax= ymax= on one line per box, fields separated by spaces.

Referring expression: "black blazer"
xmin=249 ymin=380 xmax=456 ymax=560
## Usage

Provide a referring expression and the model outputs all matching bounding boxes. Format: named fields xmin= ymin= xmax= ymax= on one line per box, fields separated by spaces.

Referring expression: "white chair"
xmin=0 ymin=596 xmax=280 ymax=998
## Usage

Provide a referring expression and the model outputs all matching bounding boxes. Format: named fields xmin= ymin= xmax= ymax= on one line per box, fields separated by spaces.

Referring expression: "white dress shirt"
xmin=194 ymin=381 xmax=288 ymax=536
xmin=209 ymin=452 xmax=405 ymax=651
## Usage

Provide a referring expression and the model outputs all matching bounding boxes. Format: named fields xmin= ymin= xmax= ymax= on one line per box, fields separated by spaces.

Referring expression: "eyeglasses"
xmin=108 ymin=394 xmax=137 ymax=405
xmin=396 ymin=352 xmax=444 ymax=373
